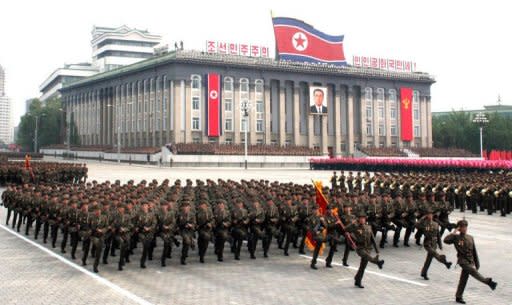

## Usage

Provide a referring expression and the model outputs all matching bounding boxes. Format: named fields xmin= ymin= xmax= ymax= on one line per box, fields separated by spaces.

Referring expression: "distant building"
xmin=39 ymin=63 xmax=99 ymax=103
xmin=0 ymin=64 xmax=13 ymax=143
xmin=40 ymin=25 xmax=162 ymax=102
xmin=91 ymin=25 xmax=162 ymax=72
xmin=433 ymin=102 xmax=512 ymax=119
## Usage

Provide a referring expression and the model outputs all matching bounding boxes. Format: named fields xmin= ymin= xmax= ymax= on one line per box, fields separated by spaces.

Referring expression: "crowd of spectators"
xmin=359 ymin=147 xmax=408 ymax=157
xmin=411 ymin=148 xmax=478 ymax=158
xmin=174 ymin=143 xmax=321 ymax=156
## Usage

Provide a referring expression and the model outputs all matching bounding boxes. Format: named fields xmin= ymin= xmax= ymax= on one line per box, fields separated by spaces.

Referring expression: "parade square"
xmin=0 ymin=163 xmax=511 ymax=305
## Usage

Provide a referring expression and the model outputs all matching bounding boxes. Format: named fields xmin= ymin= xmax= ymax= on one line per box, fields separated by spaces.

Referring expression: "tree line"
xmin=433 ymin=111 xmax=512 ymax=153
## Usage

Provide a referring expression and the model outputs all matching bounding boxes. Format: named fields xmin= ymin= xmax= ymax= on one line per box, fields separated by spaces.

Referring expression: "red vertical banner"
xmin=207 ymin=73 xmax=221 ymax=137
xmin=400 ymin=87 xmax=413 ymax=141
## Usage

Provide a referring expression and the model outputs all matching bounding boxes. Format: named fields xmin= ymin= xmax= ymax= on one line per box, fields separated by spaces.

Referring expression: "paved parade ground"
xmin=0 ymin=161 xmax=511 ymax=305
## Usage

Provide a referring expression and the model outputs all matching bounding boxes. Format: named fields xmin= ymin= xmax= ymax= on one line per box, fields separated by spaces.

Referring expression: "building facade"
xmin=40 ymin=25 xmax=162 ymax=101
xmin=91 ymin=25 xmax=162 ymax=72
xmin=60 ymin=51 xmax=435 ymax=156
xmin=0 ymin=64 xmax=13 ymax=143
xmin=39 ymin=63 xmax=99 ymax=102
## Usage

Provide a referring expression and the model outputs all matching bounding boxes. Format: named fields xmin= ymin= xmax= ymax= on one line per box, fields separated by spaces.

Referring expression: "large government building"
xmin=60 ymin=50 xmax=435 ymax=156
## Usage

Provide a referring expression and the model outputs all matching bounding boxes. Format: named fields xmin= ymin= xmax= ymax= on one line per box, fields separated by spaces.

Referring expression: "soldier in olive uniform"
xmin=139 ymin=202 xmax=157 ymax=268
xmin=262 ymin=197 xmax=280 ymax=258
xmin=248 ymin=199 xmax=265 ymax=259
xmin=346 ymin=211 xmax=384 ymax=288
xmin=158 ymin=203 xmax=176 ymax=267
xmin=90 ymin=205 xmax=108 ymax=273
xmin=214 ymin=200 xmax=231 ymax=261
xmin=231 ymin=198 xmax=249 ymax=260
xmin=341 ymin=203 xmax=355 ymax=266
xmin=280 ymin=195 xmax=299 ymax=256
xmin=178 ymin=202 xmax=196 ymax=265
xmin=324 ymin=205 xmax=340 ymax=268
xmin=196 ymin=200 xmax=214 ymax=263
xmin=416 ymin=208 xmax=452 ymax=280
xmin=444 ymin=220 xmax=497 ymax=304
xmin=114 ymin=205 xmax=133 ymax=270
xmin=309 ymin=205 xmax=326 ymax=270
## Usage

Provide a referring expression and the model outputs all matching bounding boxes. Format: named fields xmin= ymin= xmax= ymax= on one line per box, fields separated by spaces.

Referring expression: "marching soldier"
xmin=231 ymin=198 xmax=249 ymax=260
xmin=444 ymin=220 xmax=497 ymax=304
xmin=346 ymin=211 xmax=384 ymax=288
xmin=262 ymin=197 xmax=280 ymax=258
xmin=158 ymin=203 xmax=177 ymax=267
xmin=178 ymin=202 xmax=196 ymax=265
xmin=248 ymin=199 xmax=265 ymax=259
xmin=341 ymin=203 xmax=355 ymax=267
xmin=196 ymin=200 xmax=214 ymax=263
xmin=214 ymin=199 xmax=231 ymax=262
xmin=416 ymin=208 xmax=452 ymax=280
xmin=309 ymin=205 xmax=326 ymax=270
xmin=138 ymin=202 xmax=157 ymax=268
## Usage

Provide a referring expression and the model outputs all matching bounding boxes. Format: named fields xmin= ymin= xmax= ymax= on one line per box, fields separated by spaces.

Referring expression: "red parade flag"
xmin=207 ymin=73 xmax=221 ymax=137
xmin=304 ymin=180 xmax=328 ymax=253
xmin=400 ymin=87 xmax=413 ymax=142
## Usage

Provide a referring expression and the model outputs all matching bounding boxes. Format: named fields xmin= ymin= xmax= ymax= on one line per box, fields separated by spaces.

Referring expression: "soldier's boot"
xmin=180 ymin=256 xmax=187 ymax=265
xmin=51 ymin=227 xmax=58 ymax=248
xmin=456 ymin=297 xmax=466 ymax=304
xmin=102 ymin=249 xmax=109 ymax=264
xmin=310 ymin=260 xmax=318 ymax=270
xmin=161 ymin=248 xmax=167 ymax=267
xmin=377 ymin=260 xmax=384 ymax=269
xmin=488 ymin=279 xmax=497 ymax=290
xmin=16 ymin=216 xmax=22 ymax=232
xmin=354 ymin=280 xmax=364 ymax=288
xmin=43 ymin=224 xmax=49 ymax=243
xmin=93 ymin=263 xmax=99 ymax=273
xmin=5 ymin=209 xmax=11 ymax=225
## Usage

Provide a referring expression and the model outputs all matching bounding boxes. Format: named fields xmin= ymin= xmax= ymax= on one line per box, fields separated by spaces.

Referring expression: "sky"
xmin=1 ymin=0 xmax=511 ymax=126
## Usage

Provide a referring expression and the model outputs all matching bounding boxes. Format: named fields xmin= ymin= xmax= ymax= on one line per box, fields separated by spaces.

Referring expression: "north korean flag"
xmin=272 ymin=17 xmax=346 ymax=66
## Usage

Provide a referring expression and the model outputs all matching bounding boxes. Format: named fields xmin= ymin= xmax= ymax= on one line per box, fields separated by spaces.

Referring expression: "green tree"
xmin=433 ymin=110 xmax=512 ymax=153
xmin=16 ymin=97 xmax=79 ymax=152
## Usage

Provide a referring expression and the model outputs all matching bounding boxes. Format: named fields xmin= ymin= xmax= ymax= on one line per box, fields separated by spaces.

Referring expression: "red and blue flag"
xmin=272 ymin=17 xmax=346 ymax=66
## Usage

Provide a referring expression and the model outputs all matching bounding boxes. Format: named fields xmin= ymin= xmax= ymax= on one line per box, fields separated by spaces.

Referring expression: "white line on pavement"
xmin=0 ymin=224 xmax=154 ymax=305
xmin=299 ymin=254 xmax=428 ymax=287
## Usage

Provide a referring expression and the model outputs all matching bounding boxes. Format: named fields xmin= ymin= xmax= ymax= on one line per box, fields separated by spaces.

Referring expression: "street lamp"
xmin=28 ymin=113 xmax=46 ymax=153
xmin=240 ymin=100 xmax=252 ymax=170
xmin=472 ymin=112 xmax=489 ymax=159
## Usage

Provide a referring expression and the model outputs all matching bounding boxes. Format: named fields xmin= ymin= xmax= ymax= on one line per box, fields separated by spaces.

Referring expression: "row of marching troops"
xmin=331 ymin=171 xmax=512 ymax=217
xmin=0 ymin=162 xmax=88 ymax=185
xmin=1 ymin=177 xmax=455 ymax=267
xmin=1 ymin=176 xmax=498 ymax=304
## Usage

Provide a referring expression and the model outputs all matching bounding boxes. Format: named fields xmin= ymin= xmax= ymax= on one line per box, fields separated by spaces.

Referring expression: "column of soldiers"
xmin=0 ymin=162 xmax=88 ymax=185
xmin=0 ymin=173 xmax=500 ymax=303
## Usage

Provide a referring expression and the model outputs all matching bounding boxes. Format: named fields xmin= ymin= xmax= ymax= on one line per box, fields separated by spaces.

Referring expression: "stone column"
xmin=184 ymin=81 xmax=192 ymax=143
xmin=321 ymin=115 xmax=328 ymax=155
xmin=279 ymin=83 xmax=286 ymax=146
xmin=173 ymin=80 xmax=182 ymax=143
xmin=421 ymin=96 xmax=428 ymax=147
xmin=360 ymin=88 xmax=367 ymax=148
xmin=293 ymin=84 xmax=300 ymax=146
xmin=334 ymin=85 xmax=342 ymax=156
xmin=101 ymin=91 xmax=106 ymax=145
xmin=385 ymin=91 xmax=391 ymax=147
xmin=373 ymin=90 xmax=379 ymax=147
xmin=249 ymin=84 xmax=257 ymax=145
xmin=264 ymin=81 xmax=271 ymax=144
xmin=347 ymin=87 xmax=354 ymax=155
xmin=426 ymin=96 xmax=432 ymax=148
xmin=233 ymin=80 xmax=241 ymax=144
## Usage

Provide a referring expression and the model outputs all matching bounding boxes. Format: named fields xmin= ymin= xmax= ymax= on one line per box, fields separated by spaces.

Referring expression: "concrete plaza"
xmin=0 ymin=161 xmax=510 ymax=305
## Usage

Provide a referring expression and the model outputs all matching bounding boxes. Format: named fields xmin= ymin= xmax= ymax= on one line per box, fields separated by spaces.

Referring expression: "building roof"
xmin=61 ymin=50 xmax=436 ymax=92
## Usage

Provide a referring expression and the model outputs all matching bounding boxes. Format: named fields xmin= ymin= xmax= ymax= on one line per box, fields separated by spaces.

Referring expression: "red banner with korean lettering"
xmin=207 ymin=73 xmax=221 ymax=137
xmin=400 ymin=87 xmax=413 ymax=141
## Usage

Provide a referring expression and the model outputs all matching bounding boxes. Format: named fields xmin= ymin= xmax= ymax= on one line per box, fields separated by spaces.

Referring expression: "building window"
xmin=414 ymin=125 xmax=420 ymax=137
xmin=256 ymin=119 xmax=263 ymax=132
xmin=241 ymin=117 xmax=248 ymax=132
xmin=379 ymin=123 xmax=385 ymax=136
xmin=192 ymin=117 xmax=200 ymax=130
xmin=256 ymin=100 xmax=264 ymax=113
xmin=192 ymin=97 xmax=200 ymax=110
xmin=191 ymin=75 xmax=201 ymax=90
xmin=390 ymin=125 xmax=397 ymax=136
xmin=225 ymin=138 xmax=233 ymax=144
xmin=224 ymin=99 xmax=232 ymax=112
xmin=225 ymin=118 xmax=233 ymax=131
xmin=240 ymin=78 xmax=249 ymax=92
xmin=255 ymin=79 xmax=263 ymax=94
xmin=366 ymin=122 xmax=373 ymax=136
xmin=224 ymin=77 xmax=233 ymax=92
xmin=413 ymin=91 xmax=420 ymax=121
xmin=193 ymin=137 xmax=200 ymax=143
